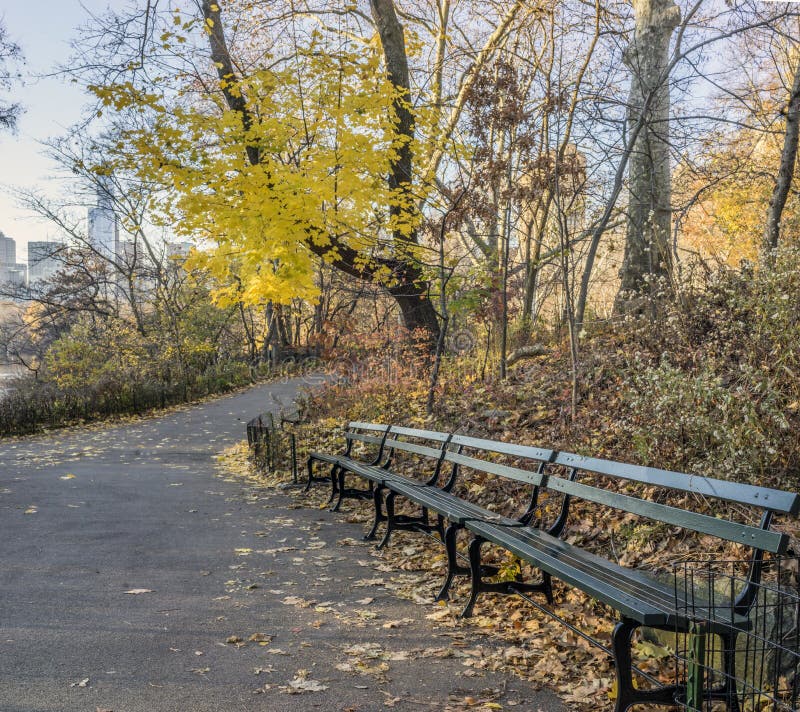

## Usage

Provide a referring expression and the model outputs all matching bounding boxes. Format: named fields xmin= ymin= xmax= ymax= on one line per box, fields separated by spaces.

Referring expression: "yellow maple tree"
xmin=90 ymin=33 xmax=422 ymax=309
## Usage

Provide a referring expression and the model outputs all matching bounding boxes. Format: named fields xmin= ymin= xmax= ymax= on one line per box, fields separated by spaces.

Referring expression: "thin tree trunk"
xmin=499 ymin=154 xmax=512 ymax=380
xmin=765 ymin=53 xmax=800 ymax=255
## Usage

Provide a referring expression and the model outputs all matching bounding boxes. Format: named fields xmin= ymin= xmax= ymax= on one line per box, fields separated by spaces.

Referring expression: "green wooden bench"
xmin=308 ymin=424 xmax=558 ymax=599
xmin=305 ymin=422 xmax=799 ymax=712
xmin=306 ymin=422 xmax=454 ymax=533
xmin=461 ymin=452 xmax=799 ymax=711
xmin=305 ymin=421 xmax=394 ymax=505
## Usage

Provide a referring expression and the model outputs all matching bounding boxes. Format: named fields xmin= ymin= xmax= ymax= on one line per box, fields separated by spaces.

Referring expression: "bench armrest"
xmin=545 ymin=468 xmax=577 ymax=537
xmin=440 ymin=443 xmax=463 ymax=491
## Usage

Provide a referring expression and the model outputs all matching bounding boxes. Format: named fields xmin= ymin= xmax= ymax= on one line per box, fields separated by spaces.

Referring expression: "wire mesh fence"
xmin=673 ymin=558 xmax=800 ymax=711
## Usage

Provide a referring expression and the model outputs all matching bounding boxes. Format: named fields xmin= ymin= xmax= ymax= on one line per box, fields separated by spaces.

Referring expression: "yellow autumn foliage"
xmin=89 ymin=37 xmax=425 ymax=308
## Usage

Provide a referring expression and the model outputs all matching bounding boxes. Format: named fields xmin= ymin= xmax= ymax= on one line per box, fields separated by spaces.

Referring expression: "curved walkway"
xmin=0 ymin=379 xmax=565 ymax=711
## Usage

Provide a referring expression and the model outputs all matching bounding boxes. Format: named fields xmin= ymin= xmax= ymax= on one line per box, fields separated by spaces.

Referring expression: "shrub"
xmin=623 ymin=246 xmax=800 ymax=486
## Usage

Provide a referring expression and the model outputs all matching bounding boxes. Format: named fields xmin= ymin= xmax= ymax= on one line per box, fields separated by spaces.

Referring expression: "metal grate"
xmin=674 ymin=558 xmax=800 ymax=711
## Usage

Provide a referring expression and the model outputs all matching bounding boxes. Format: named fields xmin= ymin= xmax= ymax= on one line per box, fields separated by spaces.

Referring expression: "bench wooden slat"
xmin=347 ymin=421 xmax=391 ymax=432
xmin=444 ymin=451 xmax=547 ymax=486
xmin=389 ymin=479 xmax=517 ymax=526
xmin=555 ymin=452 xmax=800 ymax=515
xmin=545 ymin=475 xmax=788 ymax=553
xmin=451 ymin=434 xmax=554 ymax=462
xmin=383 ymin=437 xmax=447 ymax=460
xmin=387 ymin=425 xmax=451 ymax=442
xmin=345 ymin=433 xmax=385 ymax=445
xmin=343 ymin=458 xmax=419 ymax=486
xmin=308 ymin=451 xmax=340 ymax=466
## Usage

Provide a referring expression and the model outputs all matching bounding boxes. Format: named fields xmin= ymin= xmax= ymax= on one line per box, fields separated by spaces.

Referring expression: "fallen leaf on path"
xmin=281 ymin=595 xmax=306 ymax=606
xmin=354 ymin=578 xmax=385 ymax=587
xmin=282 ymin=674 xmax=328 ymax=694
xmin=60 ymin=474 xmax=76 ymax=480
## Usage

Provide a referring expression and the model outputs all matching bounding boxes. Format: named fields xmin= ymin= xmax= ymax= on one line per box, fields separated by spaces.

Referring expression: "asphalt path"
xmin=0 ymin=379 xmax=566 ymax=711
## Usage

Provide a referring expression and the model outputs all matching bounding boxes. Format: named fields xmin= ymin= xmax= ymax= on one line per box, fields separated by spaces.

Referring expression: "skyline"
xmin=0 ymin=1 xmax=117 ymax=261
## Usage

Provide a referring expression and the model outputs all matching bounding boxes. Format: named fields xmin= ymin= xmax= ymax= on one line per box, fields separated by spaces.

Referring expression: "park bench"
xmin=305 ymin=422 xmax=800 ymax=712
xmin=307 ymin=423 xmax=558 ymax=599
xmin=306 ymin=422 xmax=452 ymax=519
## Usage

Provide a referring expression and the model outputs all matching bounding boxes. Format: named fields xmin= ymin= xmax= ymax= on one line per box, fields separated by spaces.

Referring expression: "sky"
xmin=0 ymin=1 xmax=117 ymax=263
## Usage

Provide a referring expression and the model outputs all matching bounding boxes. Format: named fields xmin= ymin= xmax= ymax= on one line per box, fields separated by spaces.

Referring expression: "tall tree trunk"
xmin=369 ymin=0 xmax=441 ymax=342
xmin=765 ymin=53 xmax=800 ymax=255
xmin=615 ymin=0 xmax=680 ymax=313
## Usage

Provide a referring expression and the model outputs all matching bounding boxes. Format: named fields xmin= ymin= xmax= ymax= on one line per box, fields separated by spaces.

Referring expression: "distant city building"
xmin=0 ymin=233 xmax=15 ymax=265
xmin=28 ymin=241 xmax=64 ymax=284
xmin=0 ymin=264 xmax=27 ymax=288
xmin=87 ymin=178 xmax=119 ymax=258
xmin=165 ymin=241 xmax=193 ymax=259
xmin=118 ymin=239 xmax=137 ymax=267
xmin=0 ymin=231 xmax=28 ymax=289
xmin=118 ymin=239 xmax=157 ymax=294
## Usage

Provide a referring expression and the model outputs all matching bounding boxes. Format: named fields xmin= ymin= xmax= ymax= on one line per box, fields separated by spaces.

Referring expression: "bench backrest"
xmin=550 ymin=451 xmax=798 ymax=554
xmin=343 ymin=422 xmax=797 ymax=552
xmin=344 ymin=422 xmax=452 ymax=476
xmin=346 ymin=422 xmax=556 ymax=518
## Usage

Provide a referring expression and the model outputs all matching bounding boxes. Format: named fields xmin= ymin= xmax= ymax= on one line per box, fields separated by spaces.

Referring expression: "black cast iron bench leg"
xmin=378 ymin=491 xmax=397 ymax=549
xmin=702 ymin=630 xmax=740 ymax=712
xmin=326 ymin=464 xmax=340 ymax=504
xmin=377 ymin=492 xmax=444 ymax=551
xmin=720 ymin=631 xmax=742 ymax=712
xmin=364 ymin=484 xmax=387 ymax=541
xmin=331 ymin=468 xmax=374 ymax=513
xmin=331 ymin=466 xmax=346 ymax=512
xmin=611 ymin=618 xmax=679 ymax=711
xmin=435 ymin=522 xmax=469 ymax=602
xmin=461 ymin=535 xmax=553 ymax=619
xmin=304 ymin=457 xmax=339 ymax=500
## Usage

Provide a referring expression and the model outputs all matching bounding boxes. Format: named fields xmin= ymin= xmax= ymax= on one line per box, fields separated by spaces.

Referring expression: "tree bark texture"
xmin=765 ymin=53 xmax=800 ymax=254
xmin=368 ymin=0 xmax=441 ymax=339
xmin=615 ymin=0 xmax=680 ymax=310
